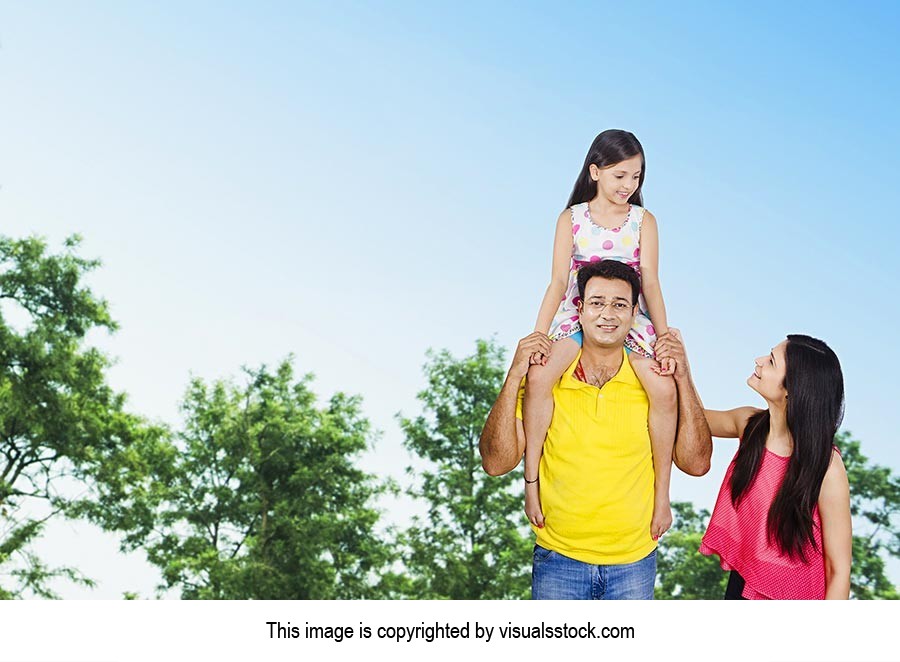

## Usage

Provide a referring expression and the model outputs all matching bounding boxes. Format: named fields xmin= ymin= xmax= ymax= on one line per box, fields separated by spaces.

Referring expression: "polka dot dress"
xmin=548 ymin=203 xmax=656 ymax=357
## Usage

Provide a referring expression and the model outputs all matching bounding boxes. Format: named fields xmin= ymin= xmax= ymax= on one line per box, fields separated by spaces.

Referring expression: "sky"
xmin=2 ymin=1 xmax=899 ymax=598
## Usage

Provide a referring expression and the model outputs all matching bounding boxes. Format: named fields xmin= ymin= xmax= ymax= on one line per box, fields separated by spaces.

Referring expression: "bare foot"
xmin=650 ymin=497 xmax=672 ymax=541
xmin=525 ymin=480 xmax=545 ymax=528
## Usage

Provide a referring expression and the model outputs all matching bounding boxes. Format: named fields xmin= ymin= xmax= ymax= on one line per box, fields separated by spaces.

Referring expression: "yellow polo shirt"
xmin=517 ymin=349 xmax=656 ymax=565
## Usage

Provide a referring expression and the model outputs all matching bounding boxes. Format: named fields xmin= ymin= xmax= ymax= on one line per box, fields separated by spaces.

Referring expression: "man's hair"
xmin=576 ymin=259 xmax=641 ymax=305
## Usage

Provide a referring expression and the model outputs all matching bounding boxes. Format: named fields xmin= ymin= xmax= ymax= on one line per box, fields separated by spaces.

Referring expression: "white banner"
xmin=0 ymin=599 xmax=893 ymax=661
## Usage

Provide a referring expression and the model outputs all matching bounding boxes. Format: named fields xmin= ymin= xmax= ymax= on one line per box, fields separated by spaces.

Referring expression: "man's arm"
xmin=480 ymin=332 xmax=550 ymax=476
xmin=655 ymin=329 xmax=712 ymax=476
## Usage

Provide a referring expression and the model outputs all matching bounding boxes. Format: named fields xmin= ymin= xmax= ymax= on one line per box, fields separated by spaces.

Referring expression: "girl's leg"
xmin=523 ymin=336 xmax=581 ymax=528
xmin=628 ymin=353 xmax=677 ymax=540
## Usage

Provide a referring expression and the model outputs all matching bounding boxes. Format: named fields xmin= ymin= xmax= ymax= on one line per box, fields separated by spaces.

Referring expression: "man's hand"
xmin=658 ymin=327 xmax=712 ymax=477
xmin=654 ymin=328 xmax=689 ymax=381
xmin=511 ymin=332 xmax=552 ymax=381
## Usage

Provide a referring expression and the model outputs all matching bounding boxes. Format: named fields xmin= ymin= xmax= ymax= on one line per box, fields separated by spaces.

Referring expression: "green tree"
xmin=120 ymin=359 xmax=393 ymax=599
xmin=0 ymin=234 xmax=159 ymax=598
xmin=655 ymin=502 xmax=726 ymax=599
xmin=399 ymin=339 xmax=532 ymax=599
xmin=840 ymin=431 xmax=900 ymax=599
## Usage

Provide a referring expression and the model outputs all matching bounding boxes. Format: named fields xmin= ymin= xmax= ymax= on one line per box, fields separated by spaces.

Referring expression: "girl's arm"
xmin=533 ymin=209 xmax=575 ymax=335
xmin=703 ymin=407 xmax=760 ymax=439
xmin=638 ymin=211 xmax=669 ymax=336
xmin=819 ymin=450 xmax=852 ymax=599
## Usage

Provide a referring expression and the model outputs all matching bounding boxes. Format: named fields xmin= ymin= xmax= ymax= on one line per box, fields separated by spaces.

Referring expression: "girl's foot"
xmin=525 ymin=480 xmax=545 ymax=528
xmin=651 ymin=496 xmax=672 ymax=541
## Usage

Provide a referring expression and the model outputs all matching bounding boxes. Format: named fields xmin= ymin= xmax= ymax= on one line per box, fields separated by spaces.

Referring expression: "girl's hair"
xmin=567 ymin=130 xmax=645 ymax=208
xmin=730 ymin=335 xmax=845 ymax=561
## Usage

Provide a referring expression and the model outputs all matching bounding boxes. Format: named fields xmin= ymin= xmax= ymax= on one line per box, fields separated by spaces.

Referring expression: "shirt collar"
xmin=560 ymin=348 xmax=638 ymax=390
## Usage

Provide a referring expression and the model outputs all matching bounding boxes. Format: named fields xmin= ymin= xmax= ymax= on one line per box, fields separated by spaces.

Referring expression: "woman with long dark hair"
xmin=698 ymin=334 xmax=852 ymax=599
xmin=523 ymin=130 xmax=677 ymax=544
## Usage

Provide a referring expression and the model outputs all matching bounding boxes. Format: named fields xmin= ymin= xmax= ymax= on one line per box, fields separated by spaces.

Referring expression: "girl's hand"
xmin=650 ymin=356 xmax=676 ymax=376
xmin=529 ymin=351 xmax=548 ymax=366
xmin=511 ymin=333 xmax=552 ymax=379
xmin=655 ymin=329 xmax=691 ymax=381
xmin=657 ymin=357 xmax=676 ymax=376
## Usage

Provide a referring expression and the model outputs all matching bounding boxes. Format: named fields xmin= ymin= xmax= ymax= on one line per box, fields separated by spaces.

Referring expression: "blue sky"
xmin=2 ymin=1 xmax=899 ymax=597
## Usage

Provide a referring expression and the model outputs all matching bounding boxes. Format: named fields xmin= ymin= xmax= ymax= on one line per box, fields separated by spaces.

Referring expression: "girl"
xmin=524 ymin=130 xmax=676 ymax=540
xmin=699 ymin=335 xmax=852 ymax=599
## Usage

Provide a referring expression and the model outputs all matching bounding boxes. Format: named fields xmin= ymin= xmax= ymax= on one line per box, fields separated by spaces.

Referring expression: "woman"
xmin=698 ymin=335 xmax=852 ymax=599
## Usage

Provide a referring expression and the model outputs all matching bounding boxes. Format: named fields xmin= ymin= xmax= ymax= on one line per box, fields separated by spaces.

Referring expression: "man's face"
xmin=578 ymin=276 xmax=638 ymax=349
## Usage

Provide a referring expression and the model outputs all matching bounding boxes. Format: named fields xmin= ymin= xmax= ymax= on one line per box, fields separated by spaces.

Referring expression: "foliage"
xmin=0 ymin=516 xmax=95 ymax=599
xmin=4 ymin=232 xmax=898 ymax=602
xmin=398 ymin=339 xmax=532 ymax=599
xmin=655 ymin=502 xmax=727 ymax=599
xmin=115 ymin=359 xmax=394 ymax=599
xmin=839 ymin=432 xmax=900 ymax=599
xmin=0 ymin=234 xmax=153 ymax=598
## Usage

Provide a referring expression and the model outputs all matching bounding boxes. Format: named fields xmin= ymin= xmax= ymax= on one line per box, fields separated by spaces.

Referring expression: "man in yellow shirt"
xmin=480 ymin=260 xmax=711 ymax=599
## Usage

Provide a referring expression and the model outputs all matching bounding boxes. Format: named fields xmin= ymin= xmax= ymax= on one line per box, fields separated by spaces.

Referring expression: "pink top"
xmin=699 ymin=446 xmax=833 ymax=600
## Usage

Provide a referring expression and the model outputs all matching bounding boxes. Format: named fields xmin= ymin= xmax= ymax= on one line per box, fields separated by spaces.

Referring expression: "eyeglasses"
xmin=583 ymin=299 xmax=632 ymax=313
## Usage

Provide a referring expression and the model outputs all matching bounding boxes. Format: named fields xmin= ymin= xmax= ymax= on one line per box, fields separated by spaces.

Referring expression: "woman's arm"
xmin=533 ymin=209 xmax=575 ymax=335
xmin=703 ymin=407 xmax=760 ymax=439
xmin=819 ymin=450 xmax=852 ymax=599
xmin=638 ymin=211 xmax=669 ymax=336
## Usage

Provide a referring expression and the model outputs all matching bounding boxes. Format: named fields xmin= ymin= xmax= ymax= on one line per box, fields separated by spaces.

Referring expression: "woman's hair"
xmin=730 ymin=335 xmax=845 ymax=561
xmin=567 ymin=130 xmax=645 ymax=208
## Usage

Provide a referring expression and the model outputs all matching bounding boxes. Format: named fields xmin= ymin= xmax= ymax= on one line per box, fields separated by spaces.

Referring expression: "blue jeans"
xmin=531 ymin=545 xmax=656 ymax=600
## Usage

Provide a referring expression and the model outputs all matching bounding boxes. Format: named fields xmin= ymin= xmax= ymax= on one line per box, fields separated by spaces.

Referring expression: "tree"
xmin=840 ymin=432 xmax=900 ymax=599
xmin=398 ymin=339 xmax=532 ymax=599
xmin=118 ymin=359 xmax=393 ymax=599
xmin=0 ymin=234 xmax=158 ymax=598
xmin=655 ymin=502 xmax=727 ymax=599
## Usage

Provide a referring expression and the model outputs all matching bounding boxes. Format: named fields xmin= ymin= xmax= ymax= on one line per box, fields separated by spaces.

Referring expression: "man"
xmin=479 ymin=259 xmax=711 ymax=599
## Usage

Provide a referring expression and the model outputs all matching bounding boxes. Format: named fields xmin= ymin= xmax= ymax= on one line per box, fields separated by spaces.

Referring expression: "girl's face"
xmin=747 ymin=340 xmax=789 ymax=404
xmin=590 ymin=154 xmax=643 ymax=206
